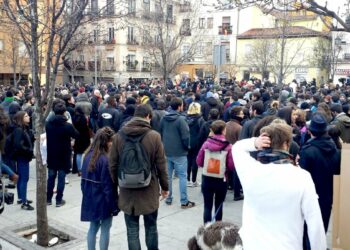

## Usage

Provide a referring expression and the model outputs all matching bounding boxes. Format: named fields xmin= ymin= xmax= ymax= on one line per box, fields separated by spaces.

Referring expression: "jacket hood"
xmin=121 ymin=117 xmax=151 ymax=136
xmin=336 ymin=113 xmax=350 ymax=127
xmin=77 ymin=93 xmax=89 ymax=102
xmin=306 ymin=136 xmax=338 ymax=154
xmin=163 ymin=111 xmax=181 ymax=122
xmin=186 ymin=114 xmax=201 ymax=126
xmin=49 ymin=114 xmax=68 ymax=125
xmin=205 ymin=135 xmax=229 ymax=151
xmin=206 ymin=97 xmax=218 ymax=107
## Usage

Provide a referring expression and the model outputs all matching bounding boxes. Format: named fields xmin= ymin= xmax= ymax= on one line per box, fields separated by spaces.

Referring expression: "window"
xmin=143 ymin=28 xmax=150 ymax=44
xmin=78 ymin=54 xmax=84 ymax=62
xmin=128 ymin=27 xmax=134 ymax=43
xmin=108 ymin=27 xmax=115 ymax=41
xmin=154 ymin=34 xmax=161 ymax=45
xmin=0 ymin=40 xmax=4 ymax=51
xmin=197 ymin=42 xmax=204 ymax=56
xmin=93 ymin=29 xmax=99 ymax=42
xmin=181 ymin=19 xmax=191 ymax=36
xmin=126 ymin=54 xmax=136 ymax=63
xmin=222 ymin=16 xmax=230 ymax=24
xmin=167 ymin=5 xmax=173 ymax=20
xmin=199 ymin=18 xmax=205 ymax=29
xmin=18 ymin=41 xmax=26 ymax=57
xmin=207 ymin=18 xmax=213 ymax=29
xmin=107 ymin=57 xmax=114 ymax=65
xmin=143 ymin=0 xmax=150 ymax=15
xmin=206 ymin=42 xmax=212 ymax=55
xmin=91 ymin=0 xmax=98 ymax=14
xmin=106 ymin=0 xmax=115 ymax=15
xmin=128 ymin=0 xmax=136 ymax=14
xmin=182 ymin=44 xmax=190 ymax=56
xmin=155 ymin=1 xmax=161 ymax=12
xmin=245 ymin=44 xmax=252 ymax=54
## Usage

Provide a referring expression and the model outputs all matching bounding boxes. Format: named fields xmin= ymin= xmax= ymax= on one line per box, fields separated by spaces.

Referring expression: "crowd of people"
xmin=0 ymin=76 xmax=347 ymax=249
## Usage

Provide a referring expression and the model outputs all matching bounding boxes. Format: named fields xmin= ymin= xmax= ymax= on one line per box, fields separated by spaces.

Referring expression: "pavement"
xmin=0 ymin=161 xmax=332 ymax=249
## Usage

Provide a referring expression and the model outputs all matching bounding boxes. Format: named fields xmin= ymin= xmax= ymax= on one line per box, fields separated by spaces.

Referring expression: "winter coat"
xmin=90 ymin=95 xmax=101 ymax=120
xmin=75 ymin=93 xmax=92 ymax=117
xmin=201 ymin=97 xmax=224 ymax=121
xmin=331 ymin=113 xmax=350 ymax=143
xmin=198 ymin=119 xmax=215 ymax=147
xmin=12 ymin=125 xmax=34 ymax=161
xmin=72 ymin=111 xmax=91 ymax=154
xmin=196 ymin=135 xmax=234 ymax=178
xmin=98 ymin=106 xmax=121 ymax=132
xmin=151 ymin=110 xmax=167 ymax=133
xmin=109 ymin=117 xmax=169 ymax=216
xmin=81 ymin=151 xmax=118 ymax=221
xmin=225 ymin=119 xmax=242 ymax=145
xmin=299 ymin=136 xmax=340 ymax=207
xmin=160 ymin=110 xmax=190 ymax=157
xmin=239 ymin=115 xmax=263 ymax=140
xmin=46 ymin=115 xmax=79 ymax=172
xmin=186 ymin=114 xmax=205 ymax=152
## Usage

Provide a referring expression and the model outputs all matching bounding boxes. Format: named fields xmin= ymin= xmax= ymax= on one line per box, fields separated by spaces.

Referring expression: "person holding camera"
xmin=12 ymin=111 xmax=34 ymax=210
xmin=232 ymin=122 xmax=326 ymax=250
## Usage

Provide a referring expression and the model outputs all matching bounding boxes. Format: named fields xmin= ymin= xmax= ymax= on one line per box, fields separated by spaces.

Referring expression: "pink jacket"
xmin=196 ymin=135 xmax=234 ymax=172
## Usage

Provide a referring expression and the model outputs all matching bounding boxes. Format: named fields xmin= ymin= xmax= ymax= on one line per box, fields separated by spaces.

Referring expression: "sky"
xmin=317 ymin=0 xmax=348 ymax=16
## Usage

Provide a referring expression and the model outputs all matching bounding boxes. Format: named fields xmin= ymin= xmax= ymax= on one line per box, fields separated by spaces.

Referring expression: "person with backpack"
xmin=81 ymin=127 xmax=119 ymax=250
xmin=109 ymin=104 xmax=169 ymax=250
xmin=196 ymin=120 xmax=234 ymax=224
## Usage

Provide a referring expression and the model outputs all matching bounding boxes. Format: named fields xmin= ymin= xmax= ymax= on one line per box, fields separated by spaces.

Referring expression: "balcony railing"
xmin=88 ymin=61 xmax=101 ymax=71
xmin=343 ymin=53 xmax=350 ymax=60
xmin=104 ymin=39 xmax=116 ymax=44
xmin=180 ymin=29 xmax=191 ymax=36
xmin=127 ymin=39 xmax=139 ymax=45
xmin=105 ymin=64 xmax=115 ymax=71
xmin=64 ymin=60 xmax=85 ymax=70
xmin=141 ymin=62 xmax=151 ymax=72
xmin=166 ymin=15 xmax=176 ymax=24
xmin=218 ymin=25 xmax=232 ymax=35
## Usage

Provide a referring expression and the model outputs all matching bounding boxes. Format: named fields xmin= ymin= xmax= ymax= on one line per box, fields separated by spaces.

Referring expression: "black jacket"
xmin=72 ymin=112 xmax=91 ymax=154
xmin=201 ymin=97 xmax=223 ymax=121
xmin=239 ymin=115 xmax=263 ymax=140
xmin=151 ymin=110 xmax=167 ymax=133
xmin=299 ymin=136 xmax=340 ymax=206
xmin=186 ymin=114 xmax=205 ymax=151
xmin=46 ymin=115 xmax=79 ymax=172
xmin=98 ymin=106 xmax=121 ymax=132
xmin=12 ymin=126 xmax=34 ymax=161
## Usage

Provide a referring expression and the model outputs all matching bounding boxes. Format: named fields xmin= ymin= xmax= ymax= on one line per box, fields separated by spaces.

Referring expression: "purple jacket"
xmin=196 ymin=135 xmax=234 ymax=174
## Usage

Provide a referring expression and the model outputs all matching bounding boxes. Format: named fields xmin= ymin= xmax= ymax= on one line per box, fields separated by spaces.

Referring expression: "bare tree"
xmin=132 ymin=0 xmax=203 ymax=93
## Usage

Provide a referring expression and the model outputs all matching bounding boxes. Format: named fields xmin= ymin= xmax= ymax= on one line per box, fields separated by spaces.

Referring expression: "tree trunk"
xmin=162 ymin=69 xmax=167 ymax=96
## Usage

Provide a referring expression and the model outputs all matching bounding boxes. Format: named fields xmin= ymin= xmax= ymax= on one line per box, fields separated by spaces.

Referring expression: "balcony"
xmin=218 ymin=24 xmax=232 ymax=35
xmin=166 ymin=15 xmax=176 ymax=24
xmin=141 ymin=62 xmax=151 ymax=72
xmin=343 ymin=53 xmax=350 ymax=60
xmin=126 ymin=61 xmax=138 ymax=71
xmin=180 ymin=3 xmax=191 ymax=12
xmin=105 ymin=63 xmax=115 ymax=71
xmin=103 ymin=39 xmax=116 ymax=45
xmin=88 ymin=61 xmax=101 ymax=71
xmin=64 ymin=60 xmax=85 ymax=70
xmin=180 ymin=29 xmax=191 ymax=36
xmin=127 ymin=39 xmax=139 ymax=45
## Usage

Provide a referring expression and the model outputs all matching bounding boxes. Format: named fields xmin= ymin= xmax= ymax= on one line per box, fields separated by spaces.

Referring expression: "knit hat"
xmin=309 ymin=113 xmax=327 ymax=134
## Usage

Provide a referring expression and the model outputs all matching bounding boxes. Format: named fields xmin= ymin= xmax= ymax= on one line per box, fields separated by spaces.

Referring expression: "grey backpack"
xmin=118 ymin=130 xmax=152 ymax=188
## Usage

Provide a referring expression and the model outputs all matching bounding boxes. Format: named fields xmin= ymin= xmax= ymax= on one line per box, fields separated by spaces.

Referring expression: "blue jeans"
xmin=166 ymin=156 xmax=188 ymax=205
xmin=124 ymin=210 xmax=158 ymax=250
xmin=76 ymin=154 xmax=83 ymax=172
xmin=17 ymin=158 xmax=30 ymax=202
xmin=87 ymin=217 xmax=113 ymax=250
xmin=47 ymin=169 xmax=66 ymax=203
xmin=1 ymin=162 xmax=15 ymax=177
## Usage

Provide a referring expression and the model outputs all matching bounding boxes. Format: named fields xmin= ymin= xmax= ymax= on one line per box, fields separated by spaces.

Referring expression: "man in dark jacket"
xmin=160 ymin=97 xmax=195 ymax=208
xmin=239 ymin=101 xmax=264 ymax=140
xmin=97 ymin=96 xmax=121 ymax=132
xmin=151 ymin=99 xmax=167 ymax=133
xmin=46 ymin=102 xmax=79 ymax=207
xmin=299 ymin=112 xmax=341 ymax=233
xmin=109 ymin=104 xmax=168 ymax=250
xmin=330 ymin=103 xmax=350 ymax=143
xmin=201 ymin=92 xmax=224 ymax=121
xmin=90 ymin=89 xmax=102 ymax=132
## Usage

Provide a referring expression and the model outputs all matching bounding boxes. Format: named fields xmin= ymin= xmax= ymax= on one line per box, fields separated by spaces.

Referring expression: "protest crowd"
xmin=0 ymin=76 xmax=347 ymax=250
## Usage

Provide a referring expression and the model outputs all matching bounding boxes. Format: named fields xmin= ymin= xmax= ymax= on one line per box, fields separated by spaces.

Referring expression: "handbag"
xmin=202 ymin=142 xmax=229 ymax=179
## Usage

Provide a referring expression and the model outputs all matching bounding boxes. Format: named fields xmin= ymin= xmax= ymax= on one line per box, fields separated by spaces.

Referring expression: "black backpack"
xmin=118 ymin=130 xmax=152 ymax=188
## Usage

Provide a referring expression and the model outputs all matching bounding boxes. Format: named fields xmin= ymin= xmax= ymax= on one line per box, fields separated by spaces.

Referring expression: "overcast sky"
xmin=317 ymin=0 xmax=348 ymax=16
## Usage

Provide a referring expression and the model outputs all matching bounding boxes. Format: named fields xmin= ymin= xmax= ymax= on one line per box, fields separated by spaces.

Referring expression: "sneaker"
xmin=56 ymin=200 xmax=66 ymax=207
xmin=181 ymin=201 xmax=195 ymax=209
xmin=65 ymin=178 xmax=69 ymax=184
xmin=17 ymin=199 xmax=33 ymax=205
xmin=47 ymin=201 xmax=52 ymax=206
xmin=165 ymin=199 xmax=172 ymax=205
xmin=21 ymin=202 xmax=34 ymax=211
xmin=187 ymin=181 xmax=193 ymax=187
xmin=233 ymin=195 xmax=244 ymax=201
xmin=192 ymin=181 xmax=201 ymax=187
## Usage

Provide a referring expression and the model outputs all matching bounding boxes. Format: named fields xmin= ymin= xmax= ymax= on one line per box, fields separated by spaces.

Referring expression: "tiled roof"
xmin=237 ymin=26 xmax=330 ymax=39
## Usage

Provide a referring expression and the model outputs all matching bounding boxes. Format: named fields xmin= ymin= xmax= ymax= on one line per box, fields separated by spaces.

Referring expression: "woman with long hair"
xmin=81 ymin=127 xmax=118 ymax=250
xmin=12 ymin=111 xmax=34 ymax=210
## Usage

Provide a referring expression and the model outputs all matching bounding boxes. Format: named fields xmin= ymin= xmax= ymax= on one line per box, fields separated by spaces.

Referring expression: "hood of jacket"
xmin=205 ymin=135 xmax=229 ymax=151
xmin=305 ymin=136 xmax=338 ymax=154
xmin=48 ymin=114 xmax=68 ymax=125
xmin=206 ymin=97 xmax=219 ymax=107
xmin=186 ymin=114 xmax=201 ymax=126
xmin=336 ymin=113 xmax=350 ymax=128
xmin=163 ymin=110 xmax=181 ymax=122
xmin=77 ymin=93 xmax=89 ymax=102
xmin=121 ymin=117 xmax=151 ymax=136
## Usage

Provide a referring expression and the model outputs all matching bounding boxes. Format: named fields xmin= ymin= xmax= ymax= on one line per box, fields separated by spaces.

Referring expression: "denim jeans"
xmin=87 ymin=216 xmax=113 ymax=250
xmin=201 ymin=176 xmax=227 ymax=223
xmin=17 ymin=158 xmax=30 ymax=202
xmin=47 ymin=169 xmax=66 ymax=203
xmin=76 ymin=154 xmax=83 ymax=172
xmin=1 ymin=162 xmax=15 ymax=177
xmin=124 ymin=210 xmax=158 ymax=250
xmin=166 ymin=156 xmax=188 ymax=205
